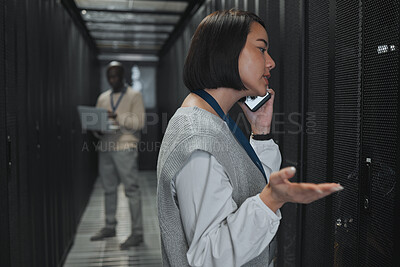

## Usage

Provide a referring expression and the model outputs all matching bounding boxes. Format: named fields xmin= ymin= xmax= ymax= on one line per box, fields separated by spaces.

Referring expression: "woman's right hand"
xmin=259 ymin=167 xmax=343 ymax=212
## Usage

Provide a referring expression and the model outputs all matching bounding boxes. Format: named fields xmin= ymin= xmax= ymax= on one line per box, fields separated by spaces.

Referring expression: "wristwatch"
xmin=251 ymin=132 xmax=274 ymax=140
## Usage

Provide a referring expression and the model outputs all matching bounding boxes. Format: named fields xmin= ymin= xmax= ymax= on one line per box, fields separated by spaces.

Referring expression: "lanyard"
xmin=193 ymin=90 xmax=267 ymax=181
xmin=110 ymin=87 xmax=126 ymax=113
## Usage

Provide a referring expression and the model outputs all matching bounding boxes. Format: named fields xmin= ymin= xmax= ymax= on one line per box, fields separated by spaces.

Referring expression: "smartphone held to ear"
xmin=244 ymin=91 xmax=271 ymax=112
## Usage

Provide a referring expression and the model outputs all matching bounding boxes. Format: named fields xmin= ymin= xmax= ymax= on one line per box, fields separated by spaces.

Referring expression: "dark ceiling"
xmin=62 ymin=0 xmax=204 ymax=61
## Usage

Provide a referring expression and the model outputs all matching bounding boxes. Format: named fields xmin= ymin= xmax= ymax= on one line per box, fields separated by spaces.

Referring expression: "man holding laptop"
xmin=90 ymin=61 xmax=145 ymax=249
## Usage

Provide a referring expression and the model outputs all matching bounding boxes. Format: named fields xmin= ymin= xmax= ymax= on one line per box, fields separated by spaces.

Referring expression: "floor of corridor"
xmin=64 ymin=171 xmax=162 ymax=267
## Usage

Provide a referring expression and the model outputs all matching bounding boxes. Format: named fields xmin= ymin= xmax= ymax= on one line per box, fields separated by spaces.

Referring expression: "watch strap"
xmin=251 ymin=132 xmax=273 ymax=140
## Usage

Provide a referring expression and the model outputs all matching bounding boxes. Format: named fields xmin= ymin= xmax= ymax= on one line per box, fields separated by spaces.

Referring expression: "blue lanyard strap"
xmin=193 ymin=90 xmax=267 ymax=181
xmin=110 ymin=87 xmax=126 ymax=113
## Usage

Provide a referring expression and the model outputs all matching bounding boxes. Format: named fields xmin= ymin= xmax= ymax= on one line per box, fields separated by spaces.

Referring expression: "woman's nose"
xmin=265 ymin=54 xmax=276 ymax=70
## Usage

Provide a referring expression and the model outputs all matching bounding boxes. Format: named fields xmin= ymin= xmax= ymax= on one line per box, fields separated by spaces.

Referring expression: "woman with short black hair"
xmin=183 ymin=10 xmax=265 ymax=92
xmin=157 ymin=9 xmax=342 ymax=267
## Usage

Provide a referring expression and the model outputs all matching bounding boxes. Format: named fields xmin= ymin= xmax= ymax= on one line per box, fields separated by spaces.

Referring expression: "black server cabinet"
xmin=359 ymin=0 xmax=399 ymax=266
xmin=271 ymin=0 xmax=305 ymax=265
xmin=0 ymin=0 xmax=11 ymax=266
xmin=1 ymin=0 xmax=100 ymax=266
xmin=155 ymin=0 xmax=399 ymax=266
xmin=331 ymin=0 xmax=362 ymax=266
xmin=303 ymin=0 xmax=399 ymax=266
xmin=303 ymin=0 xmax=332 ymax=265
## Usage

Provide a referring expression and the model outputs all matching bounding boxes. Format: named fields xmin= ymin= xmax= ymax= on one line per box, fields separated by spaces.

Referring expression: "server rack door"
xmin=303 ymin=0 xmax=331 ymax=265
xmin=53 ymin=5 xmax=69 ymax=262
xmin=359 ymin=0 xmax=399 ymax=265
xmin=277 ymin=0 xmax=304 ymax=266
xmin=42 ymin=1 xmax=60 ymax=265
xmin=26 ymin=0 xmax=49 ymax=265
xmin=15 ymin=0 xmax=32 ymax=265
xmin=0 ymin=1 xmax=11 ymax=266
xmin=331 ymin=0 xmax=362 ymax=266
xmin=304 ymin=0 xmax=400 ymax=266
xmin=4 ymin=0 xmax=22 ymax=265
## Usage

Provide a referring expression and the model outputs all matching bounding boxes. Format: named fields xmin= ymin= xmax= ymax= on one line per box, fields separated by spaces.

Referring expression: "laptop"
xmin=77 ymin=105 xmax=114 ymax=132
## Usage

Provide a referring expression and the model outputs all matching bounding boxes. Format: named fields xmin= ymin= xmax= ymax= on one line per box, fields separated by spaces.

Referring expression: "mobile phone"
xmin=244 ymin=92 xmax=271 ymax=112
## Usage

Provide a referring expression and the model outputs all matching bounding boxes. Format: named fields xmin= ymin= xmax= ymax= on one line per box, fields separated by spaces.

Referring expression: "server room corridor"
xmin=64 ymin=172 xmax=161 ymax=266
xmin=1 ymin=0 xmax=399 ymax=267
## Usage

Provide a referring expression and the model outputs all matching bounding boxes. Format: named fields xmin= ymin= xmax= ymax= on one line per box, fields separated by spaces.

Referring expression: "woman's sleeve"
xmin=250 ymin=139 xmax=282 ymax=181
xmin=173 ymin=150 xmax=281 ymax=267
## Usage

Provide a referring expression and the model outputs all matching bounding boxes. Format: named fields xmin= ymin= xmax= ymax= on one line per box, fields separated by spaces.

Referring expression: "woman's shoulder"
xmin=172 ymin=106 xmax=223 ymax=124
xmin=168 ymin=106 xmax=227 ymax=136
xmin=159 ymin=107 xmax=233 ymax=160
xmin=158 ymin=107 xmax=234 ymax=177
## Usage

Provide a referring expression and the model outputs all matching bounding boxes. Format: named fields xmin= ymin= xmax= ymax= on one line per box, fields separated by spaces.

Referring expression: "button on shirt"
xmin=171 ymin=138 xmax=282 ymax=267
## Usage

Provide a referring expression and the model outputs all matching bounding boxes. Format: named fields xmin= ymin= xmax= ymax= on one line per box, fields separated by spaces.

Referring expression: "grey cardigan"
xmin=157 ymin=107 xmax=277 ymax=266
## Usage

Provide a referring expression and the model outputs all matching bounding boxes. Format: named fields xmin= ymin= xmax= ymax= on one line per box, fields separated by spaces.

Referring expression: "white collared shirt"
xmin=171 ymin=138 xmax=282 ymax=267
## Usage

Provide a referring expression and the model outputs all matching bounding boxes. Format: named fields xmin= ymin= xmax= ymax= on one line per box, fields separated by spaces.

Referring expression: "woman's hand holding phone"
xmin=239 ymin=88 xmax=275 ymax=134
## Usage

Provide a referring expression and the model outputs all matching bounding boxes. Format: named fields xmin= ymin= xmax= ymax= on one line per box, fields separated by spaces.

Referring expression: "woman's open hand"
xmin=238 ymin=88 xmax=275 ymax=134
xmin=259 ymin=167 xmax=343 ymax=212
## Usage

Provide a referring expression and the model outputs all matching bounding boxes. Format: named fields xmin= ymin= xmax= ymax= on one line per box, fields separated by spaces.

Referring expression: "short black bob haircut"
xmin=183 ymin=9 xmax=266 ymax=92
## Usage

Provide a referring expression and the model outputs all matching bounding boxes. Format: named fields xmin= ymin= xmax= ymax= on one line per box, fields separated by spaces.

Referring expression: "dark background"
xmin=1 ymin=0 xmax=399 ymax=266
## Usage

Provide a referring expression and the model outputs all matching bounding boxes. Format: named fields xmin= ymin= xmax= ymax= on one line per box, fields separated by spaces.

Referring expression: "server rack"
xmin=157 ymin=0 xmax=400 ymax=266
xmin=1 ymin=0 xmax=100 ymax=266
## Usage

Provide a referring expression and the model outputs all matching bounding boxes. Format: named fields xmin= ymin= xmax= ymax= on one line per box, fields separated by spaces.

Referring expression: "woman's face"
xmin=238 ymin=22 xmax=275 ymax=96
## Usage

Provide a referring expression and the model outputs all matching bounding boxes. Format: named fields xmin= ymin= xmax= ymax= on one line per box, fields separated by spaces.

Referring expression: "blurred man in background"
xmin=91 ymin=61 xmax=145 ymax=250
